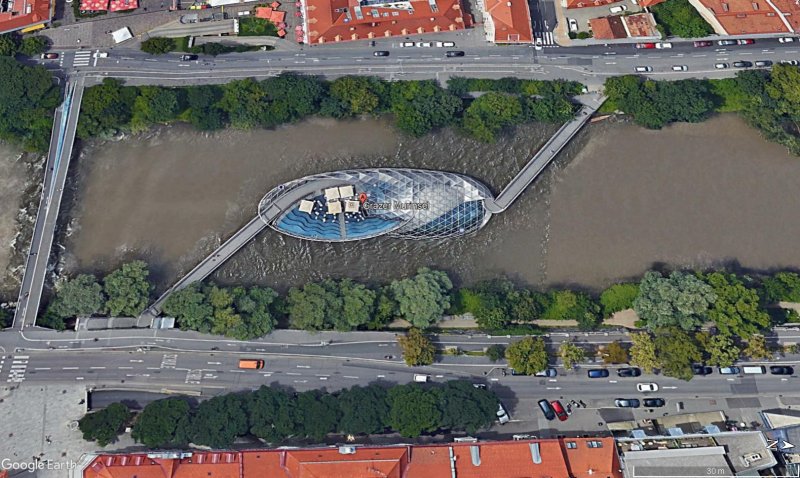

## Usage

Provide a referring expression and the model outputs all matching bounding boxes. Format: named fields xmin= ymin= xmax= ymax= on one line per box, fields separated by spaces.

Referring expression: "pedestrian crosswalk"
xmin=5 ymin=355 xmax=29 ymax=383
xmin=73 ymin=50 xmax=92 ymax=67
xmin=535 ymin=31 xmax=558 ymax=48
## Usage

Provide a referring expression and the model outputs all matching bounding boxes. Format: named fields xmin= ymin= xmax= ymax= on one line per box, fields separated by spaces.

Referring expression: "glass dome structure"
xmin=258 ymin=168 xmax=495 ymax=242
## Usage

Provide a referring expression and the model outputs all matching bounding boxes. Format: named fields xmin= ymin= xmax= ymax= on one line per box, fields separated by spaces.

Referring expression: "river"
xmin=62 ymin=114 xmax=800 ymax=293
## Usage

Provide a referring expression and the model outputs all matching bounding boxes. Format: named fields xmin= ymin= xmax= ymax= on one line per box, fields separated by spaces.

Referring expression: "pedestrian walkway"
xmin=535 ymin=31 xmax=558 ymax=47
xmin=73 ymin=50 xmax=92 ymax=67
xmin=6 ymin=355 xmax=29 ymax=383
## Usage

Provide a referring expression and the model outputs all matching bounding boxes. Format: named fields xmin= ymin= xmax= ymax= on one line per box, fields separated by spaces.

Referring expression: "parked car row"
xmin=615 ymin=398 xmax=666 ymax=408
xmin=585 ymin=365 xmax=794 ymax=378
xmin=538 ymin=399 xmax=583 ymax=421
xmin=376 ymin=50 xmax=464 ymax=57
xmin=399 ymin=41 xmax=456 ymax=48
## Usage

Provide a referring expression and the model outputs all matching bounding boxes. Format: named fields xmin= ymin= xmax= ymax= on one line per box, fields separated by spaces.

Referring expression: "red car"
xmin=635 ymin=42 xmax=656 ymax=49
xmin=693 ymin=41 xmax=712 ymax=47
xmin=737 ymin=39 xmax=755 ymax=45
xmin=551 ymin=400 xmax=568 ymax=421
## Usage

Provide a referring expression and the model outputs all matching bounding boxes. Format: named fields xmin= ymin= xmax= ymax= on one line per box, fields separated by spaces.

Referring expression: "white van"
xmin=609 ymin=4 xmax=627 ymax=13
xmin=743 ymin=366 xmax=766 ymax=374
xmin=413 ymin=374 xmax=430 ymax=382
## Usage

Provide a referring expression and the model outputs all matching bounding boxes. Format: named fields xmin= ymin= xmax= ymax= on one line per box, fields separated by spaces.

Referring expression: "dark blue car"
xmin=587 ymin=369 xmax=610 ymax=378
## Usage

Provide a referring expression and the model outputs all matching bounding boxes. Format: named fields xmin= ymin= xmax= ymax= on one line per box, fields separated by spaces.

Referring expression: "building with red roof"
xmin=589 ymin=12 xmax=658 ymax=39
xmin=0 ymin=0 xmax=51 ymax=34
xmin=302 ymin=0 xmax=469 ymax=43
xmin=690 ymin=0 xmax=799 ymax=34
xmin=481 ymin=0 xmax=533 ymax=43
xmin=109 ymin=0 xmax=138 ymax=11
xmin=79 ymin=438 xmax=623 ymax=478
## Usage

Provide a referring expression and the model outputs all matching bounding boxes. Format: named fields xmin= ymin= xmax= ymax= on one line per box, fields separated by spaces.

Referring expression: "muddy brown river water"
xmin=62 ymin=114 xmax=800 ymax=293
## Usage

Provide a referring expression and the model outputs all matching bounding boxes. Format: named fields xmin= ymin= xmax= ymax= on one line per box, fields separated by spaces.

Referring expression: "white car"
xmin=416 ymin=41 xmax=432 ymax=47
xmin=778 ymin=37 xmax=796 ymax=43
xmin=435 ymin=41 xmax=455 ymax=47
xmin=655 ymin=42 xmax=673 ymax=49
xmin=634 ymin=66 xmax=653 ymax=72
xmin=715 ymin=63 xmax=729 ymax=69
xmin=609 ymin=4 xmax=627 ymax=13
xmin=497 ymin=403 xmax=510 ymax=424
xmin=568 ymin=18 xmax=578 ymax=32
xmin=534 ymin=38 xmax=543 ymax=50
xmin=400 ymin=41 xmax=415 ymax=47
xmin=636 ymin=383 xmax=659 ymax=392
xmin=671 ymin=65 xmax=688 ymax=71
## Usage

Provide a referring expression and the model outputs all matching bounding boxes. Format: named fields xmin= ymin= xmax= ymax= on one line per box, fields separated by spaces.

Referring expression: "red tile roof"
xmin=622 ymin=12 xmax=658 ymax=36
xmin=589 ymin=15 xmax=626 ymax=38
xmin=693 ymin=0 xmax=796 ymax=33
xmin=483 ymin=0 xmax=533 ymax=43
xmin=303 ymin=0 xmax=468 ymax=43
xmin=565 ymin=0 xmax=617 ymax=9
xmin=0 ymin=0 xmax=51 ymax=34
xmin=82 ymin=438 xmax=622 ymax=478
xmin=637 ymin=0 xmax=664 ymax=7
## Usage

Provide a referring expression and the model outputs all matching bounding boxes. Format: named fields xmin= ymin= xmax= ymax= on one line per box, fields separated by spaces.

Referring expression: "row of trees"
xmin=0 ymin=33 xmax=49 ymax=58
xmin=78 ymin=74 xmax=581 ymax=143
xmin=0 ymin=56 xmax=60 ymax=152
xmin=41 ymin=261 xmax=152 ymax=329
xmin=80 ymin=381 xmax=499 ymax=447
xmin=140 ymin=36 xmax=266 ymax=56
xmin=605 ymin=66 xmax=800 ymax=155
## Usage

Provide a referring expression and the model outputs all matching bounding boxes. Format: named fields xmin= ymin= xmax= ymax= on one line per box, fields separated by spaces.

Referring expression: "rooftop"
xmin=482 ymin=0 xmax=533 ymax=43
xmin=0 ymin=0 xmax=50 ymax=34
xmin=691 ymin=0 xmax=796 ymax=34
xmin=564 ymin=0 xmax=618 ymax=10
xmin=621 ymin=12 xmax=658 ymax=37
xmin=303 ymin=0 xmax=469 ymax=43
xmin=589 ymin=15 xmax=626 ymax=38
xmin=81 ymin=438 xmax=623 ymax=478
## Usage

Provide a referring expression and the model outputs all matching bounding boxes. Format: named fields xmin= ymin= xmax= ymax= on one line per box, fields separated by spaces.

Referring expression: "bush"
xmin=238 ymin=17 xmax=279 ymax=36
xmin=651 ymin=0 xmax=713 ymax=38
xmin=141 ymin=37 xmax=176 ymax=54
xmin=486 ymin=344 xmax=506 ymax=362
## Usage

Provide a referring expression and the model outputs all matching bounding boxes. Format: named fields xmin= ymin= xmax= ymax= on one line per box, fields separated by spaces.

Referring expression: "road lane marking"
xmin=34 ymin=367 xmax=50 ymax=371
xmin=344 ymin=375 xmax=359 ymax=379
xmin=119 ymin=366 xmax=133 ymax=369
xmin=63 ymin=367 xmax=78 ymax=370
xmin=548 ymin=379 xmax=557 ymax=382
xmin=90 ymin=366 xmax=105 ymax=369
xmin=207 ymin=361 xmax=221 ymax=365
xmin=296 ymin=365 xmax=311 ymax=368
xmin=286 ymin=372 xmax=302 ymax=376
xmin=609 ymin=380 xmax=618 ymax=383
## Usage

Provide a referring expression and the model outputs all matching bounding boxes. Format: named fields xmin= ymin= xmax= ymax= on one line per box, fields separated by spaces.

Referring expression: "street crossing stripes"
xmin=73 ymin=50 xmax=92 ymax=67
xmin=535 ymin=32 xmax=558 ymax=48
xmin=185 ymin=369 xmax=202 ymax=384
xmin=6 ymin=355 xmax=29 ymax=383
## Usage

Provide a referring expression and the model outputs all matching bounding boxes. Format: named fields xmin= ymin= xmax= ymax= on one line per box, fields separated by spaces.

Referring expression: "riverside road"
xmin=45 ymin=38 xmax=800 ymax=87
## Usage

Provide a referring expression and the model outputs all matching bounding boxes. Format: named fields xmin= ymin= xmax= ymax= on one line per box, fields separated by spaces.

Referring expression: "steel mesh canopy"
xmin=259 ymin=168 xmax=495 ymax=242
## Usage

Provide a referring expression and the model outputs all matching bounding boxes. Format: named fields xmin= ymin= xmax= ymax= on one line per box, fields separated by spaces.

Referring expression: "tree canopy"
xmin=78 ymin=403 xmax=131 ymax=446
xmin=654 ymin=328 xmax=701 ymax=381
xmin=704 ymin=272 xmax=770 ymax=338
xmin=634 ymin=270 xmax=716 ymax=331
xmin=558 ymin=341 xmax=585 ymax=369
xmin=0 ymin=57 xmax=60 ymax=151
xmin=398 ymin=328 xmax=436 ymax=366
xmin=103 ymin=260 xmax=152 ymax=317
xmin=48 ymin=274 xmax=104 ymax=319
xmin=505 ymin=337 xmax=549 ymax=375
xmin=600 ymin=283 xmax=639 ymax=316
xmin=390 ymin=268 xmax=453 ymax=328
xmin=629 ymin=332 xmax=659 ymax=373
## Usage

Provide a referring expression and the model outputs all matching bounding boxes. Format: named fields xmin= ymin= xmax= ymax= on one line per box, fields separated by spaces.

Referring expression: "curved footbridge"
xmin=141 ymin=93 xmax=606 ymax=323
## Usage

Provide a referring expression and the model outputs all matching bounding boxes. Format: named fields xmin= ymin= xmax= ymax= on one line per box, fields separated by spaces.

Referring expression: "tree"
xmin=131 ymin=398 xmax=191 ymax=447
xmin=600 ymin=283 xmax=639 ymax=316
xmin=246 ymin=386 xmax=298 ymax=442
xmin=389 ymin=80 xmax=462 ymax=136
xmin=165 ymin=284 xmax=214 ymax=333
xmin=78 ymin=402 xmax=131 ymax=446
xmin=705 ymin=334 xmax=740 ymax=367
xmin=486 ymin=344 xmax=506 ymax=362
xmin=390 ymin=268 xmax=453 ymax=329
xmin=229 ymin=286 xmax=280 ymax=339
xmin=19 ymin=36 xmax=48 ymax=57
xmin=295 ymin=390 xmax=341 ymax=440
xmin=634 ymin=270 xmax=716 ymax=331
xmin=0 ymin=57 xmax=60 ymax=151
xmin=78 ymin=77 xmax=136 ymax=138
xmin=603 ymin=340 xmax=629 ymax=364
xmin=387 ymin=385 xmax=442 ymax=437
xmin=186 ymin=85 xmax=226 ymax=130
xmin=743 ymin=334 xmax=772 ymax=360
xmin=260 ymin=73 xmax=324 ymax=125
xmin=650 ymin=0 xmax=713 ymax=38
xmin=629 ymin=332 xmax=659 ymax=373
xmin=437 ymin=380 xmax=497 ymax=434
xmin=49 ymin=274 xmax=104 ymax=319
xmin=286 ymin=281 xmax=341 ymax=330
xmin=189 ymin=394 xmax=249 ymax=448
xmin=131 ymin=86 xmax=180 ymax=128
xmin=398 ymin=328 xmax=435 ymax=366
xmin=328 ymin=76 xmax=385 ymax=116
xmin=140 ymin=37 xmax=176 ymax=54
xmin=0 ymin=34 xmax=19 ymax=56
xmin=462 ymin=92 xmax=523 ymax=142
xmin=761 ymin=272 xmax=800 ymax=303
xmin=103 ymin=260 xmax=152 ymax=317
xmin=368 ymin=286 xmax=398 ymax=330
xmin=336 ymin=279 xmax=376 ymax=331
xmin=559 ymin=341 xmax=586 ymax=369
xmin=704 ymin=272 xmax=770 ymax=338
xmin=654 ymin=328 xmax=701 ymax=381
xmin=522 ymin=95 xmax=576 ymax=123
xmin=541 ymin=290 xmax=601 ymax=330
xmin=219 ymin=78 xmax=269 ymax=129
xmin=338 ymin=385 xmax=389 ymax=435
xmin=505 ymin=337 xmax=548 ymax=375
